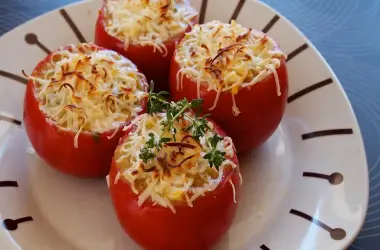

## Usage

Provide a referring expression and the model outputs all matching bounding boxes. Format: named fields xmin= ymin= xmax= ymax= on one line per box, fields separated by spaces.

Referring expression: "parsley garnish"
xmin=139 ymin=133 xmax=156 ymax=163
xmin=139 ymin=133 xmax=172 ymax=163
xmin=139 ymin=146 xmax=156 ymax=164
xmin=146 ymin=133 xmax=156 ymax=148
xmin=186 ymin=114 xmax=210 ymax=142
xmin=147 ymin=89 xmax=170 ymax=114
xmin=158 ymin=137 xmax=172 ymax=148
xmin=140 ymin=90 xmax=226 ymax=168
xmin=203 ymin=134 xmax=226 ymax=168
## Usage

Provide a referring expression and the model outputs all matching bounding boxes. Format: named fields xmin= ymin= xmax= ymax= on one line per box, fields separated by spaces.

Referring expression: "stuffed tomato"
xmin=95 ymin=0 xmax=198 ymax=92
xmin=109 ymin=109 xmax=241 ymax=250
xmin=169 ymin=20 xmax=288 ymax=153
xmin=23 ymin=43 xmax=148 ymax=178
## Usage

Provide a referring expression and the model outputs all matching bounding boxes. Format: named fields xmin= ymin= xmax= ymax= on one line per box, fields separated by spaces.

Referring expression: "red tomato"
xmin=169 ymin=31 xmax=288 ymax=153
xmin=109 ymin=117 xmax=241 ymax=250
xmin=23 ymin=44 xmax=148 ymax=178
xmin=94 ymin=1 xmax=198 ymax=92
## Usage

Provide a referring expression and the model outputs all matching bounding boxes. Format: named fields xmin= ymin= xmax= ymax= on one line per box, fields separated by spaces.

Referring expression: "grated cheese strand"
xmin=107 ymin=125 xmax=120 ymax=140
xmin=270 ymin=67 xmax=281 ymax=96
xmin=114 ymin=172 xmax=121 ymax=184
xmin=114 ymin=113 xmax=237 ymax=213
xmin=209 ymin=89 xmax=221 ymax=111
xmin=231 ymin=94 xmax=241 ymax=116
xmin=103 ymin=0 xmax=198 ymax=55
xmin=229 ymin=177 xmax=237 ymax=204
xmin=175 ymin=20 xmax=286 ymax=115
xmin=24 ymin=43 xmax=148 ymax=148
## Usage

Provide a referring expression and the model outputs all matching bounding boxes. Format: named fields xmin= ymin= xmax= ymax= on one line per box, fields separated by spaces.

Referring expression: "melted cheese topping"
xmin=24 ymin=43 xmax=148 ymax=148
xmin=175 ymin=20 xmax=287 ymax=115
xmin=103 ymin=0 xmax=198 ymax=56
xmin=115 ymin=113 xmax=236 ymax=213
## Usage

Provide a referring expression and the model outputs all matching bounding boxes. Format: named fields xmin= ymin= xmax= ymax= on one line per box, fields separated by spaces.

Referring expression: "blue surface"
xmin=0 ymin=0 xmax=378 ymax=249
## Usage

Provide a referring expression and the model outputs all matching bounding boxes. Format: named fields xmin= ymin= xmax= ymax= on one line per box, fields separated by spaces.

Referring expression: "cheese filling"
xmin=23 ymin=43 xmax=148 ymax=148
xmin=115 ymin=113 xmax=237 ymax=213
xmin=103 ymin=0 xmax=198 ymax=56
xmin=175 ymin=20 xmax=287 ymax=115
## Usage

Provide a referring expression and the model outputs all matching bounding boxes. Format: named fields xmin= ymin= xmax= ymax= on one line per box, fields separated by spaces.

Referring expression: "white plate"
xmin=0 ymin=0 xmax=369 ymax=249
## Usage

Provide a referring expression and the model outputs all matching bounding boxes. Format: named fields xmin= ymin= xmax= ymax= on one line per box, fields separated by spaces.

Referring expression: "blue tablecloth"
xmin=0 ymin=0 xmax=378 ymax=249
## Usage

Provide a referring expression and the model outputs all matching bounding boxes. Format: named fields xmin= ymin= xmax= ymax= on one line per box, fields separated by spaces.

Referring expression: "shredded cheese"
xmin=229 ymin=177 xmax=237 ymax=204
xmin=103 ymin=0 xmax=198 ymax=55
xmin=115 ymin=113 xmax=237 ymax=213
xmin=175 ymin=20 xmax=287 ymax=115
xmin=24 ymin=43 xmax=148 ymax=148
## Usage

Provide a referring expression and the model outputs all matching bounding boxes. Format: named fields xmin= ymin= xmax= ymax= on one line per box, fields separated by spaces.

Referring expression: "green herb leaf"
xmin=157 ymin=91 xmax=170 ymax=96
xmin=160 ymin=137 xmax=171 ymax=143
xmin=147 ymin=90 xmax=170 ymax=114
xmin=147 ymin=133 xmax=156 ymax=148
xmin=204 ymin=150 xmax=226 ymax=169
xmin=166 ymin=99 xmax=190 ymax=121
xmin=208 ymin=133 xmax=223 ymax=148
xmin=139 ymin=133 xmax=157 ymax=163
xmin=203 ymin=134 xmax=226 ymax=168
xmin=158 ymin=137 xmax=171 ymax=148
xmin=186 ymin=115 xmax=210 ymax=142
xmin=190 ymin=99 xmax=203 ymax=108
xmin=139 ymin=147 xmax=155 ymax=163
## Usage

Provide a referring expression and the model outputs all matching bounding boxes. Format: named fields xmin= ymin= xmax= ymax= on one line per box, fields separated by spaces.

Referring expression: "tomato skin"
xmin=169 ymin=33 xmax=288 ymax=153
xmin=109 ymin=118 xmax=241 ymax=250
xmin=23 ymin=45 xmax=148 ymax=178
xmin=94 ymin=2 xmax=198 ymax=92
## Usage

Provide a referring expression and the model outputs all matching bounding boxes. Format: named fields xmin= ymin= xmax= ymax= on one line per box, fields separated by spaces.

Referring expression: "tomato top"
xmin=174 ymin=20 xmax=287 ymax=115
xmin=101 ymin=0 xmax=197 ymax=55
xmin=22 ymin=43 xmax=148 ymax=148
xmin=113 ymin=111 xmax=239 ymax=213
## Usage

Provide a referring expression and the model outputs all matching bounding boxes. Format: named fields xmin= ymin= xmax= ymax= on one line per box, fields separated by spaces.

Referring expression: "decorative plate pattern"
xmin=0 ymin=0 xmax=369 ymax=249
